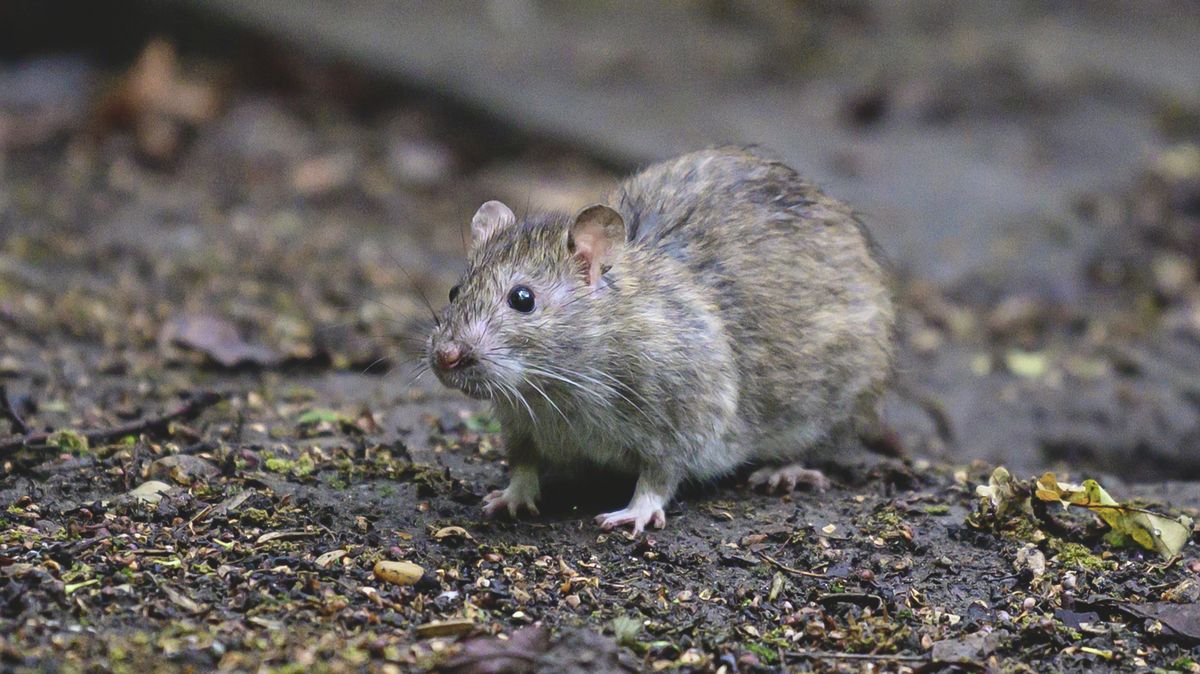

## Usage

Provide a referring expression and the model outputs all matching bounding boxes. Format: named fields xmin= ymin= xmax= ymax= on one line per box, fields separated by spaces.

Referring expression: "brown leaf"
xmin=931 ymin=630 xmax=1004 ymax=662
xmin=1120 ymin=602 xmax=1200 ymax=643
xmin=417 ymin=618 xmax=476 ymax=639
xmin=438 ymin=625 xmax=550 ymax=674
xmin=161 ymin=584 xmax=204 ymax=614
xmin=147 ymin=454 xmax=219 ymax=485
xmin=160 ymin=313 xmax=282 ymax=368
xmin=256 ymin=530 xmax=316 ymax=545
xmin=92 ymin=39 xmax=220 ymax=161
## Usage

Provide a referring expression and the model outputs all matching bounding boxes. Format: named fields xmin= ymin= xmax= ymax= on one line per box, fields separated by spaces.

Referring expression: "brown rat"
xmin=427 ymin=147 xmax=895 ymax=533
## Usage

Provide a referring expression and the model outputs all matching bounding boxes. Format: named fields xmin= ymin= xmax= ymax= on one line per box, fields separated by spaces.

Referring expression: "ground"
xmin=2 ymin=13 xmax=1200 ymax=674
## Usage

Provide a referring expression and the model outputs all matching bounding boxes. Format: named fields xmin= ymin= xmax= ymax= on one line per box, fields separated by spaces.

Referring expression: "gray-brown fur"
xmin=427 ymin=147 xmax=895 ymax=532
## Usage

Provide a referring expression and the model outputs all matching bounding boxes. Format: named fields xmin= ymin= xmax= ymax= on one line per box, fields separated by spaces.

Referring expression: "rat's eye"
xmin=449 ymin=285 xmax=461 ymax=302
xmin=507 ymin=285 xmax=535 ymax=313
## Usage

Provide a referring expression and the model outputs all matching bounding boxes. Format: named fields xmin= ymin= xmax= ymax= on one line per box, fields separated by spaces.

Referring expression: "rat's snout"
xmin=433 ymin=342 xmax=475 ymax=371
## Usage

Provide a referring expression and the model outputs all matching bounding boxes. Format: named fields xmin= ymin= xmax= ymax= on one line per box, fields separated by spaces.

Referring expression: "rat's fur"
xmin=428 ymin=147 xmax=895 ymax=532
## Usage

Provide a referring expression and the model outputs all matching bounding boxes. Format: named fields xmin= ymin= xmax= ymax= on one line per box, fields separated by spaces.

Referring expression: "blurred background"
xmin=1 ymin=0 xmax=1199 ymax=479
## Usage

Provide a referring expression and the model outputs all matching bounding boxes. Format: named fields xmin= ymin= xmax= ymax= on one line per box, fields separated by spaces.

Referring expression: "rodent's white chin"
xmin=433 ymin=369 xmax=494 ymax=401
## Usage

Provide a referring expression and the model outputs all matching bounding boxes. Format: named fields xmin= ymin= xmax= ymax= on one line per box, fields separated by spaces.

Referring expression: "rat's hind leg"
xmin=748 ymin=463 xmax=829 ymax=492
xmin=747 ymin=423 xmax=847 ymax=493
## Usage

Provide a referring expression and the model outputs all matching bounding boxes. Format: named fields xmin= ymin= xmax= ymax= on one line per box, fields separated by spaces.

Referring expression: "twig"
xmin=758 ymin=552 xmax=826 ymax=578
xmin=0 ymin=385 xmax=29 ymax=435
xmin=0 ymin=391 xmax=223 ymax=456
xmin=786 ymin=651 xmax=928 ymax=663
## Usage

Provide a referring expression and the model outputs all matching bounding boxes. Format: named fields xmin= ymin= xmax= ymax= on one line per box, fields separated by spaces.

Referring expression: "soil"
xmin=2 ymin=10 xmax=1200 ymax=674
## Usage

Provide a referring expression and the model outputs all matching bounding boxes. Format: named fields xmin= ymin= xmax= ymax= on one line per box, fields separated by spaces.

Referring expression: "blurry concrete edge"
xmin=180 ymin=0 xmax=1200 ymax=289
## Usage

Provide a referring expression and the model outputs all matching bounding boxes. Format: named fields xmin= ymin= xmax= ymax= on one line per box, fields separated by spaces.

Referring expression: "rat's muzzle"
xmin=429 ymin=340 xmax=489 ymax=399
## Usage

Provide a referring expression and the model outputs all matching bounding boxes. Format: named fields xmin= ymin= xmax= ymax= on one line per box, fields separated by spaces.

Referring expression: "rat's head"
xmin=427 ymin=200 xmax=625 ymax=400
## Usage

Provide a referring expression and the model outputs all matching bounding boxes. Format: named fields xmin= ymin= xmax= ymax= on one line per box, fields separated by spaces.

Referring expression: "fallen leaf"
xmin=434 ymin=526 xmax=474 ymax=542
xmin=976 ymin=466 xmax=1030 ymax=518
xmin=160 ymin=313 xmax=282 ymax=368
xmin=931 ymin=629 xmax=1004 ymax=662
xmin=1034 ymin=473 xmax=1193 ymax=559
xmin=248 ymin=616 xmax=283 ymax=631
xmin=209 ymin=490 xmax=255 ymax=518
xmin=297 ymin=408 xmax=348 ymax=425
xmin=416 ymin=618 xmax=475 ymax=638
xmin=64 ymin=578 xmax=99 ymax=594
xmin=94 ymin=39 xmax=220 ymax=162
xmin=437 ymin=625 xmax=550 ymax=674
xmin=126 ymin=480 xmax=174 ymax=505
xmin=161 ymin=584 xmax=204 ymax=613
xmin=256 ymin=530 xmax=316 ymax=544
xmin=315 ymin=549 xmax=348 ymax=568
xmin=1118 ymin=601 xmax=1200 ymax=644
xmin=148 ymin=454 xmax=219 ymax=485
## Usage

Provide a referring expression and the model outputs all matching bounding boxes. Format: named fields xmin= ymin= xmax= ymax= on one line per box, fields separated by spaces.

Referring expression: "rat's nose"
xmin=434 ymin=344 xmax=471 ymax=370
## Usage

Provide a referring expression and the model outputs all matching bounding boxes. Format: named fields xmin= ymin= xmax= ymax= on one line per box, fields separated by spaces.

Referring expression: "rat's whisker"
xmin=522 ymin=375 xmax=572 ymax=429
xmin=378 ymin=244 xmax=442 ymax=328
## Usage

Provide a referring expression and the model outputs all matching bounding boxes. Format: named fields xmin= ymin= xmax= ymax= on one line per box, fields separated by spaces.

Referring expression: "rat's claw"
xmin=749 ymin=464 xmax=829 ymax=493
xmin=594 ymin=506 xmax=666 ymax=535
xmin=482 ymin=466 xmax=541 ymax=519
xmin=481 ymin=487 xmax=539 ymax=519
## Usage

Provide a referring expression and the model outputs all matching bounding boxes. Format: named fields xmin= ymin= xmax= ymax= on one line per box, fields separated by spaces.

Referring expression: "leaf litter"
xmin=2 ymin=28 xmax=1200 ymax=674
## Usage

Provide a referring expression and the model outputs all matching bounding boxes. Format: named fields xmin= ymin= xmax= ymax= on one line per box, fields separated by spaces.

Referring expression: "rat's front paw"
xmin=482 ymin=486 xmax=540 ymax=519
xmin=594 ymin=505 xmax=666 ymax=535
xmin=482 ymin=465 xmax=540 ymax=519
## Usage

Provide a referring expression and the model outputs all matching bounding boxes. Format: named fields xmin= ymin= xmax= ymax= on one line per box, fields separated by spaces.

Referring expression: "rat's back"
xmin=611 ymin=147 xmax=895 ymax=454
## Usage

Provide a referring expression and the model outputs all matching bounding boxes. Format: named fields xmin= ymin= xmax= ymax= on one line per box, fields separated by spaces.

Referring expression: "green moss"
xmin=241 ymin=508 xmax=271 ymax=524
xmin=263 ymin=453 xmax=315 ymax=477
xmin=292 ymin=454 xmax=316 ymax=477
xmin=744 ymin=641 xmax=779 ymax=664
xmin=264 ymin=457 xmax=293 ymax=474
xmin=296 ymin=408 xmax=347 ymax=426
xmin=1048 ymin=538 xmax=1113 ymax=572
xmin=48 ymin=429 xmax=89 ymax=452
xmin=872 ymin=507 xmax=904 ymax=527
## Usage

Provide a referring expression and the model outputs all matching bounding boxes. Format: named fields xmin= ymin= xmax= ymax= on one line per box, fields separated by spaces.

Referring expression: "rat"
xmin=427 ymin=147 xmax=895 ymax=533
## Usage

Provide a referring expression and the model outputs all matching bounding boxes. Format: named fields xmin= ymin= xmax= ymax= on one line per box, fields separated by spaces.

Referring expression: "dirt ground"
xmin=3 ymin=13 xmax=1200 ymax=674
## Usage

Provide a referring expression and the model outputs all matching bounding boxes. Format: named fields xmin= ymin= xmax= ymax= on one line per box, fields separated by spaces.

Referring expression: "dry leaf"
xmin=1034 ymin=473 xmax=1193 ymax=559
xmin=416 ymin=618 xmax=475 ymax=638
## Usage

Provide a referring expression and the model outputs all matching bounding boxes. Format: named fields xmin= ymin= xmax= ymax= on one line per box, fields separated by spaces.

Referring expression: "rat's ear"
xmin=471 ymin=200 xmax=516 ymax=243
xmin=568 ymin=204 xmax=625 ymax=286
